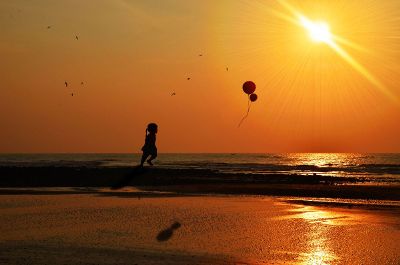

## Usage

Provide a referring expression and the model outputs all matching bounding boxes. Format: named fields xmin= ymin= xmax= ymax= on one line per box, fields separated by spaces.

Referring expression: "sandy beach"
xmin=1 ymin=189 xmax=399 ymax=265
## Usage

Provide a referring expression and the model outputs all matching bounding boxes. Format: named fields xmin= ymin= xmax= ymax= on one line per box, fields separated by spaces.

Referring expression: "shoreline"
xmin=2 ymin=165 xmax=397 ymax=185
xmin=0 ymin=183 xmax=399 ymax=205
xmin=0 ymin=166 xmax=399 ymax=201
xmin=0 ymin=187 xmax=399 ymax=211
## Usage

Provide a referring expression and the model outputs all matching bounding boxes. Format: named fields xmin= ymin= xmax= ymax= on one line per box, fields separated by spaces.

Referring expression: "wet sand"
xmin=0 ymin=189 xmax=399 ymax=264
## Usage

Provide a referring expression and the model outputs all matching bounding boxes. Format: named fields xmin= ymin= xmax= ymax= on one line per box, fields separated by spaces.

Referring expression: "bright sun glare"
xmin=274 ymin=0 xmax=398 ymax=104
xmin=300 ymin=16 xmax=332 ymax=44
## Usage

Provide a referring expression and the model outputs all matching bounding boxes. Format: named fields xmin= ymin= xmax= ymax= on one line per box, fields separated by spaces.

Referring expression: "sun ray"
xmin=264 ymin=6 xmax=299 ymax=26
xmin=327 ymin=41 xmax=398 ymax=103
xmin=332 ymin=35 xmax=372 ymax=54
xmin=276 ymin=0 xmax=399 ymax=104
xmin=267 ymin=0 xmax=367 ymax=51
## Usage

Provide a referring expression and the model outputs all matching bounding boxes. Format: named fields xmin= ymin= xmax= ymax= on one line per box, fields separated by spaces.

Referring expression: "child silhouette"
xmin=140 ymin=123 xmax=158 ymax=166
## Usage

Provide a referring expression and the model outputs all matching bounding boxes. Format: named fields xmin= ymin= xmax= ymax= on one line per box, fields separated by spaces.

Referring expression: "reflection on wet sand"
xmin=300 ymin=226 xmax=337 ymax=265
xmin=289 ymin=206 xmax=350 ymax=225
xmin=283 ymin=205 xmax=347 ymax=264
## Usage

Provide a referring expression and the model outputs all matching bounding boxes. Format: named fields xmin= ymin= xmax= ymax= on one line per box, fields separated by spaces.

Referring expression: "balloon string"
xmin=238 ymin=95 xmax=251 ymax=127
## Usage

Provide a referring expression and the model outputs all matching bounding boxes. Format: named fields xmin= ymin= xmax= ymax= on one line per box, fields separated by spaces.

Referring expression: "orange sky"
xmin=1 ymin=0 xmax=400 ymax=153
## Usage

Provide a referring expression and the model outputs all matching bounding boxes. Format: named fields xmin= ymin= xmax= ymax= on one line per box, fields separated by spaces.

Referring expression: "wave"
xmin=0 ymin=166 xmax=399 ymax=201
xmin=0 ymin=154 xmax=399 ymax=185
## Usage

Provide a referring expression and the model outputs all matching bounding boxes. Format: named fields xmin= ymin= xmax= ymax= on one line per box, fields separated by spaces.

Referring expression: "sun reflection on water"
xmin=289 ymin=153 xmax=356 ymax=168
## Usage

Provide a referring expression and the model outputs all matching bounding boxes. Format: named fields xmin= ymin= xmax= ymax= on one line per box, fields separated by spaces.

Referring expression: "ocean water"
xmin=0 ymin=153 xmax=399 ymax=184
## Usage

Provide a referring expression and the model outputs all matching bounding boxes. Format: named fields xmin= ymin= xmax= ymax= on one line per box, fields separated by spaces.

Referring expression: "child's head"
xmin=147 ymin=123 xmax=158 ymax=133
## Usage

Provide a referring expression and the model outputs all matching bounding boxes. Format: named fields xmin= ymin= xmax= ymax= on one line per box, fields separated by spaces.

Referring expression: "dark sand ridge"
xmin=1 ymin=166 xmax=399 ymax=201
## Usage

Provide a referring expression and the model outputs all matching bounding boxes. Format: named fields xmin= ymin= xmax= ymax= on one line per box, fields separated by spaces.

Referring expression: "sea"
xmin=0 ymin=153 xmax=399 ymax=185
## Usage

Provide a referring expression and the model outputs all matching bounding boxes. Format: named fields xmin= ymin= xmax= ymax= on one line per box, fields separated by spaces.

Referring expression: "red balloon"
xmin=249 ymin=93 xmax=258 ymax=102
xmin=243 ymin=81 xmax=256 ymax=95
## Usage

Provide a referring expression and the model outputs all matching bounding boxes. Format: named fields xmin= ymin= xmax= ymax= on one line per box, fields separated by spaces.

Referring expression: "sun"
xmin=299 ymin=16 xmax=332 ymax=44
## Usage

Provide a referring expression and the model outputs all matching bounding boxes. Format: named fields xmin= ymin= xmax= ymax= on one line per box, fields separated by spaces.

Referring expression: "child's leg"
xmin=146 ymin=154 xmax=157 ymax=165
xmin=140 ymin=153 xmax=150 ymax=166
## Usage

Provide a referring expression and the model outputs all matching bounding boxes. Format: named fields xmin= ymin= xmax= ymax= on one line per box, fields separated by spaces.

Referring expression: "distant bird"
xmin=81 ymin=81 xmax=84 ymax=85
xmin=64 ymin=81 xmax=68 ymax=87
xmin=75 ymin=35 xmax=79 ymax=40
xmin=171 ymin=92 xmax=176 ymax=96
xmin=187 ymin=77 xmax=191 ymax=80
xmin=47 ymin=25 xmax=51 ymax=29
xmin=199 ymin=54 xmax=203 ymax=57
xmin=226 ymin=67 xmax=228 ymax=71
xmin=71 ymin=93 xmax=74 ymax=97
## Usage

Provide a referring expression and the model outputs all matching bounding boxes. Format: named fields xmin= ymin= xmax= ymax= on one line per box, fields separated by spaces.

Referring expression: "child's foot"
xmin=147 ymin=160 xmax=153 ymax=166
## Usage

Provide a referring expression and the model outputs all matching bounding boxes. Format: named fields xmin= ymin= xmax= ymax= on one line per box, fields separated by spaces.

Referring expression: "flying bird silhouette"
xmin=226 ymin=67 xmax=229 ymax=71
xmin=64 ymin=81 xmax=68 ymax=87
xmin=75 ymin=35 xmax=79 ymax=40
xmin=171 ymin=92 xmax=176 ymax=96
xmin=47 ymin=25 xmax=51 ymax=29
xmin=199 ymin=54 xmax=203 ymax=57
xmin=187 ymin=77 xmax=191 ymax=80
xmin=81 ymin=81 xmax=84 ymax=85
xmin=71 ymin=93 xmax=74 ymax=97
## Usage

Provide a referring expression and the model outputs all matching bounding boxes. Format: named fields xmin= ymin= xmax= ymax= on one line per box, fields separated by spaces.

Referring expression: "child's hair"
xmin=147 ymin=123 xmax=158 ymax=133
